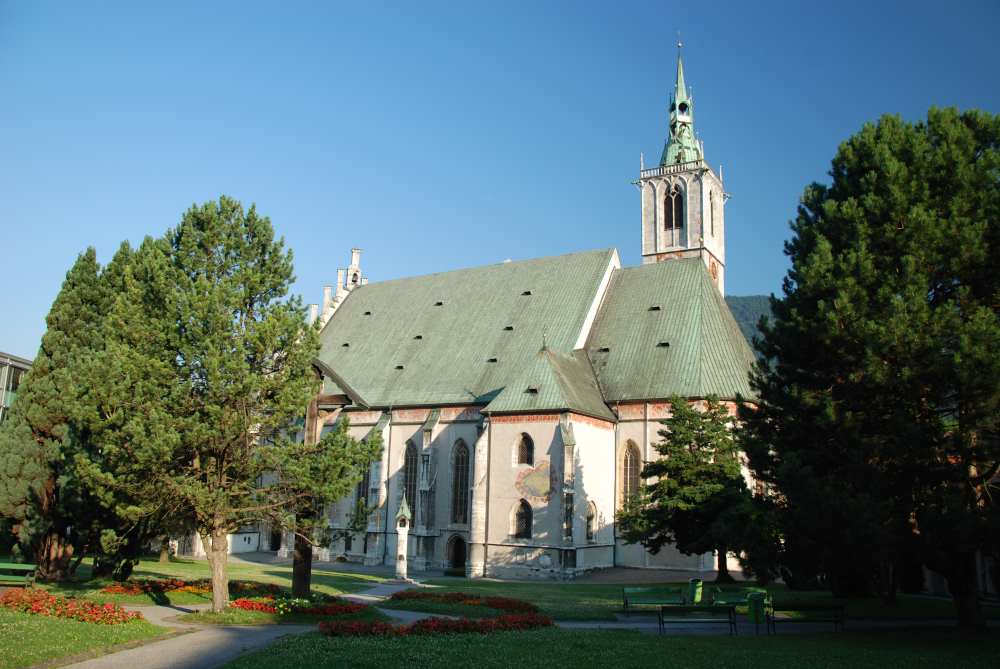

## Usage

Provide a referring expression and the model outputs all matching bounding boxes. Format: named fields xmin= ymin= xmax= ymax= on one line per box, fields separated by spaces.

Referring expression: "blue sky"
xmin=2 ymin=1 xmax=998 ymax=359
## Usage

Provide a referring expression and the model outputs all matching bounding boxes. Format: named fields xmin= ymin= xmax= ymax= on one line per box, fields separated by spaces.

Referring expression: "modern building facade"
xmin=0 ymin=352 xmax=32 ymax=425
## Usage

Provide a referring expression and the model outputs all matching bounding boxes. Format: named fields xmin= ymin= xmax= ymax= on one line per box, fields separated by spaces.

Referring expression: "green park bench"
xmin=767 ymin=603 xmax=845 ymax=634
xmin=0 ymin=562 xmax=36 ymax=588
xmin=658 ymin=604 xmax=738 ymax=635
xmin=707 ymin=586 xmax=768 ymax=606
xmin=622 ymin=586 xmax=685 ymax=616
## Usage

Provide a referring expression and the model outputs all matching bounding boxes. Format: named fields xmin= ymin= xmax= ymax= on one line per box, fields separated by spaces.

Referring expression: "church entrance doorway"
xmin=447 ymin=535 xmax=466 ymax=569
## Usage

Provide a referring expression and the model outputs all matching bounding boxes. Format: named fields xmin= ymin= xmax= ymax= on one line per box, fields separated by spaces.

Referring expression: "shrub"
xmin=230 ymin=596 xmax=367 ymax=617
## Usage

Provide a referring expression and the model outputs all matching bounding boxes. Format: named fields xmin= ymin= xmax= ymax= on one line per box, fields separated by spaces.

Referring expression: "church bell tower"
xmin=639 ymin=43 xmax=727 ymax=294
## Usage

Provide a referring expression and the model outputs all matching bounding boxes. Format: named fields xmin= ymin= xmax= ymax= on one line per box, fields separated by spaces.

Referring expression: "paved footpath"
xmin=60 ymin=580 xmax=430 ymax=669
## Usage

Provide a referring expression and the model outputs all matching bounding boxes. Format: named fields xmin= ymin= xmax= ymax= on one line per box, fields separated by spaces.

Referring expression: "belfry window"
xmin=451 ymin=440 xmax=470 ymax=524
xmin=517 ymin=433 xmax=534 ymax=465
xmin=663 ymin=184 xmax=684 ymax=243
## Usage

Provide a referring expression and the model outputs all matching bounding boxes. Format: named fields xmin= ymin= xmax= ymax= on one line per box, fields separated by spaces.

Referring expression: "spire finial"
xmin=677 ymin=31 xmax=682 ymax=50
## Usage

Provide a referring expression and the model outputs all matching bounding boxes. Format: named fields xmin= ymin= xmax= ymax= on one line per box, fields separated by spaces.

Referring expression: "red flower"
xmin=1 ymin=589 xmax=143 ymax=625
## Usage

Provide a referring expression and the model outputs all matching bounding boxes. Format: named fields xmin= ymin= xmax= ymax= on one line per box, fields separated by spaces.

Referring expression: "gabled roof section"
xmin=586 ymin=258 xmax=756 ymax=401
xmin=484 ymin=348 xmax=616 ymax=422
xmin=318 ymin=249 xmax=616 ymax=408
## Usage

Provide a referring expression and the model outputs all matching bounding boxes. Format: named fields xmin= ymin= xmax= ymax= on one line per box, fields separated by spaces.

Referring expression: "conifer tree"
xmin=618 ymin=395 xmax=751 ymax=583
xmin=0 ymin=250 xmax=107 ymax=579
xmin=88 ymin=197 xmax=379 ymax=611
xmin=742 ymin=109 xmax=1000 ymax=627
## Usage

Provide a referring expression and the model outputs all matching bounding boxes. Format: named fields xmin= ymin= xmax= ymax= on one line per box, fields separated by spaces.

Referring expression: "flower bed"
xmin=230 ymin=596 xmax=367 ymax=617
xmin=0 ymin=589 xmax=143 ymax=625
xmin=318 ymin=613 xmax=553 ymax=637
xmin=388 ymin=590 xmax=539 ymax=613
xmin=100 ymin=578 xmax=280 ymax=597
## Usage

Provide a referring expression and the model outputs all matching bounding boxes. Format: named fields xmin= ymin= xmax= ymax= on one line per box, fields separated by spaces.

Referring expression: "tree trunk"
xmin=715 ymin=546 xmax=734 ymax=583
xmin=292 ymin=524 xmax=313 ymax=599
xmin=34 ymin=530 xmax=74 ymax=581
xmin=946 ymin=552 xmax=985 ymax=629
xmin=205 ymin=530 xmax=230 ymax=613
xmin=159 ymin=536 xmax=170 ymax=563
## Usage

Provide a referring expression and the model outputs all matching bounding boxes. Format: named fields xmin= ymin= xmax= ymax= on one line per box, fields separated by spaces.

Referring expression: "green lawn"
xmin=222 ymin=627 xmax=1000 ymax=669
xmin=42 ymin=556 xmax=385 ymax=606
xmin=0 ymin=609 xmax=166 ymax=669
xmin=419 ymin=578 xmax=1000 ymax=622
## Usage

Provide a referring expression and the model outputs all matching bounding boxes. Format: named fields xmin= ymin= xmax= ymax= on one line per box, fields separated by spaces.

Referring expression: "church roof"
xmin=317 ymin=248 xmax=617 ymax=408
xmin=586 ymin=258 xmax=757 ymax=402
xmin=483 ymin=348 xmax=617 ymax=422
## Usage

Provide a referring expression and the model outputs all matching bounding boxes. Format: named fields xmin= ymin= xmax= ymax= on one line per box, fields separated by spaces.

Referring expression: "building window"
xmin=403 ymin=441 xmax=418 ymax=507
xmin=663 ymin=184 xmax=684 ymax=237
xmin=563 ymin=492 xmax=574 ymax=542
xmin=517 ymin=433 xmax=534 ymax=465
xmin=451 ymin=440 xmax=470 ymax=524
xmin=586 ymin=502 xmax=597 ymax=542
xmin=710 ymin=192 xmax=715 ymax=237
xmin=623 ymin=441 xmax=641 ymax=506
xmin=514 ymin=500 xmax=532 ymax=539
xmin=355 ymin=466 xmax=370 ymax=508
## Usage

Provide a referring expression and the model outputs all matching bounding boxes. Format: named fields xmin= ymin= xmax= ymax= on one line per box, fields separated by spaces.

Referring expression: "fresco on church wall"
xmin=515 ymin=461 xmax=551 ymax=502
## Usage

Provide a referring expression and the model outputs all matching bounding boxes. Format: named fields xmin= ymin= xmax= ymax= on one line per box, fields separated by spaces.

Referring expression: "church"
xmin=290 ymin=50 xmax=756 ymax=579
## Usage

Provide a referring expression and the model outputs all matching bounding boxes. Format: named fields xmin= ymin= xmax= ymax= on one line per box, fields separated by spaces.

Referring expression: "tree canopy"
xmin=741 ymin=108 xmax=1000 ymax=627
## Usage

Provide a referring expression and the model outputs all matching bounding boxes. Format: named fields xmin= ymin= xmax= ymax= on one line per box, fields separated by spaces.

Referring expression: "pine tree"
xmin=617 ymin=395 xmax=751 ymax=583
xmin=742 ymin=108 xmax=1000 ymax=627
xmin=89 ymin=197 xmax=379 ymax=611
xmin=0 ymin=250 xmax=107 ymax=579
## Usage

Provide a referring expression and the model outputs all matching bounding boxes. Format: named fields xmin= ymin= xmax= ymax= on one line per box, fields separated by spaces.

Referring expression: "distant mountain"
xmin=725 ymin=295 xmax=772 ymax=349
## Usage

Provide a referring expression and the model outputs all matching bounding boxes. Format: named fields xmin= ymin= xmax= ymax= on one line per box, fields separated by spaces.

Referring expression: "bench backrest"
xmin=0 ymin=563 xmax=36 ymax=572
xmin=624 ymin=586 xmax=682 ymax=596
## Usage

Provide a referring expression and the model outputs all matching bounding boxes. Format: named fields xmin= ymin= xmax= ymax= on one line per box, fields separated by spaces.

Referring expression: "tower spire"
xmin=660 ymin=40 xmax=702 ymax=166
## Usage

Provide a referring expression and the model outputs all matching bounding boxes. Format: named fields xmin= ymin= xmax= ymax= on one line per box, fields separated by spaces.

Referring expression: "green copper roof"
xmin=396 ymin=495 xmax=411 ymax=521
xmin=318 ymin=249 xmax=616 ymax=408
xmin=484 ymin=348 xmax=616 ymax=421
xmin=586 ymin=258 xmax=756 ymax=401
xmin=660 ymin=49 xmax=703 ymax=166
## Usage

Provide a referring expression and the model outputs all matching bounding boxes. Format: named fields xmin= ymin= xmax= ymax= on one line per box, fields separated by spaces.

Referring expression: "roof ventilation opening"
xmin=395 ymin=364 xmax=405 ymax=370
xmin=503 ymin=325 xmax=514 ymax=331
xmin=487 ymin=357 xmax=498 ymax=363
xmin=364 ymin=311 xmax=372 ymax=316
xmin=657 ymin=341 xmax=671 ymax=348
xmin=414 ymin=335 xmax=423 ymax=340
xmin=342 ymin=343 xmax=350 ymax=348
xmin=649 ymin=305 xmax=662 ymax=311
xmin=597 ymin=346 xmax=610 ymax=353
xmin=434 ymin=301 xmax=444 ymax=306
xmin=525 ymin=386 xmax=539 ymax=395
xmin=521 ymin=290 xmax=532 ymax=296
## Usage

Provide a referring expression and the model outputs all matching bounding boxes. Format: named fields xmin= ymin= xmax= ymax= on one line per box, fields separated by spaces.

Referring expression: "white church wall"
xmin=569 ymin=414 xmax=615 ymax=571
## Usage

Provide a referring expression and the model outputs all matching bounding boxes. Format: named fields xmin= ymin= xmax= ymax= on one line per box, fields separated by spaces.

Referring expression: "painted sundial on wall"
xmin=516 ymin=461 xmax=551 ymax=502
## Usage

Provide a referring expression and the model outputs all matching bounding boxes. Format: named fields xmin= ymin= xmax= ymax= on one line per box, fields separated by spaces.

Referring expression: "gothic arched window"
xmin=663 ymin=184 xmax=685 ymax=242
xmin=586 ymin=502 xmax=598 ymax=542
xmin=710 ymin=192 xmax=715 ymax=237
xmin=513 ymin=499 xmax=532 ymax=539
xmin=517 ymin=433 xmax=534 ymax=466
xmin=451 ymin=440 xmax=470 ymax=524
xmin=403 ymin=441 xmax=418 ymax=508
xmin=622 ymin=441 xmax=641 ymax=506
xmin=355 ymin=465 xmax=370 ymax=508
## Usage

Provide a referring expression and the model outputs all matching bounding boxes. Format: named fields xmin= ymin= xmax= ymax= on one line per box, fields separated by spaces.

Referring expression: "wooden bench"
xmin=658 ymin=604 xmax=737 ymax=635
xmin=767 ymin=603 xmax=845 ymax=634
xmin=622 ymin=586 xmax=685 ymax=616
xmin=0 ymin=562 xmax=36 ymax=588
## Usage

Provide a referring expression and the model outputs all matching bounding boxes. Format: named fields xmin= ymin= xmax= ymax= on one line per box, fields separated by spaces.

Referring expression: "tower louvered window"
xmin=517 ymin=433 xmax=534 ymax=465
xmin=403 ymin=441 xmax=418 ymax=508
xmin=451 ymin=440 xmax=470 ymax=524
xmin=514 ymin=500 xmax=532 ymax=539
xmin=623 ymin=442 xmax=641 ymax=505
xmin=664 ymin=185 xmax=685 ymax=244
